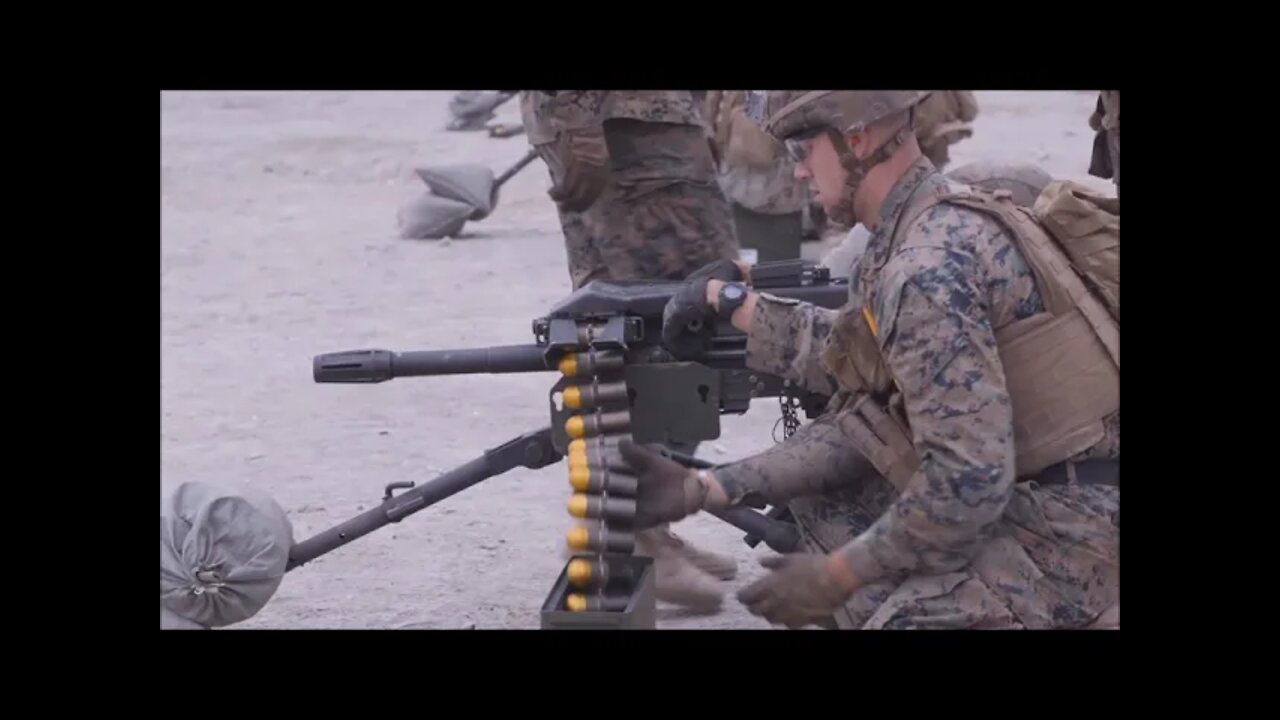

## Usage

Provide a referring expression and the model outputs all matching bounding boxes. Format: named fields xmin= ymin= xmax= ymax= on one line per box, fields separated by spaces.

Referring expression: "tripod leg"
xmin=287 ymin=427 xmax=560 ymax=571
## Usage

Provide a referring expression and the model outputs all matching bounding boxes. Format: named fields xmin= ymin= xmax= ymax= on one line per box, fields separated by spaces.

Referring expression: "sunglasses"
xmin=783 ymin=126 xmax=829 ymax=163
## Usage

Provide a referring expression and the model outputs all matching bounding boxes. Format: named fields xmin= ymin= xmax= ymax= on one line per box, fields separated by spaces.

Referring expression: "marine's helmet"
xmin=743 ymin=91 xmax=932 ymax=226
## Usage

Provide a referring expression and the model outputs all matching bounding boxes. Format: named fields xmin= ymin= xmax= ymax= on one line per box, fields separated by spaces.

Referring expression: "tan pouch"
xmin=833 ymin=394 xmax=920 ymax=494
xmin=995 ymin=310 xmax=1117 ymax=476
xmin=548 ymin=126 xmax=610 ymax=212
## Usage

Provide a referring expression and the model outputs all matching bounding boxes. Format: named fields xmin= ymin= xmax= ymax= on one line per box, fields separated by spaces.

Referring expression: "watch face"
xmin=723 ymin=284 xmax=746 ymax=301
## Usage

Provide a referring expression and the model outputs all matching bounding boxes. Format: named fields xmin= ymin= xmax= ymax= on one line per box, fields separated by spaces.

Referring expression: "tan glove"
xmin=548 ymin=126 xmax=610 ymax=212
xmin=617 ymin=439 xmax=708 ymax=529
xmin=736 ymin=554 xmax=854 ymax=629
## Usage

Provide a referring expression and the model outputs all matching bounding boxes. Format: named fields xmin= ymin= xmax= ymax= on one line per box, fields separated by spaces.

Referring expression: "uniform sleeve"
xmin=744 ymin=293 xmax=840 ymax=398
xmin=835 ymin=232 xmax=1017 ymax=586
xmin=710 ymin=404 xmax=877 ymax=506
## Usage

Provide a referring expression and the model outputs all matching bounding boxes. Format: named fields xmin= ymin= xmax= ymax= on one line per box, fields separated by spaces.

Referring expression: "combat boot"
xmin=635 ymin=526 xmax=725 ymax=613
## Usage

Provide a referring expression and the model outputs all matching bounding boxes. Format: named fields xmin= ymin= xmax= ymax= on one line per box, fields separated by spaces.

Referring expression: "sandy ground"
xmin=160 ymin=91 xmax=1112 ymax=629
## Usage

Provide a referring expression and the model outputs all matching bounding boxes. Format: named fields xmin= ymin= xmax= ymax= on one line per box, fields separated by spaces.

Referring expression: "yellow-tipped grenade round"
xmin=566 ymin=525 xmax=636 ymax=554
xmin=557 ymin=354 xmax=579 ymax=378
xmin=569 ymin=465 xmax=591 ymax=492
xmin=567 ymin=558 xmax=595 ymax=588
xmin=566 ymin=525 xmax=591 ymax=551
xmin=567 ymin=437 xmax=621 ymax=469
xmin=568 ymin=465 xmax=637 ymax=496
xmin=565 ymin=415 xmax=585 ymax=440
xmin=567 ymin=493 xmax=637 ymax=522
xmin=568 ymin=436 xmax=622 ymax=456
xmin=565 ymin=593 xmax=629 ymax=613
xmin=566 ymin=557 xmax=635 ymax=590
xmin=558 ymin=351 xmax=625 ymax=378
xmin=563 ymin=385 xmax=583 ymax=410
xmin=568 ymin=445 xmax=631 ymax=473
xmin=565 ymin=410 xmax=631 ymax=439
xmin=562 ymin=381 xmax=628 ymax=411
xmin=567 ymin=494 xmax=591 ymax=518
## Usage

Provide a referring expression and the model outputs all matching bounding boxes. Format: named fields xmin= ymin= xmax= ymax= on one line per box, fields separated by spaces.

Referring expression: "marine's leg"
xmin=555 ymin=203 xmax=609 ymax=290
xmin=533 ymin=136 xmax=611 ymax=290
xmin=861 ymin=570 xmax=1024 ymax=629
xmin=837 ymin=481 xmax=1118 ymax=630
xmin=598 ymin=118 xmax=739 ymax=281
xmin=983 ymin=481 xmax=1121 ymax=628
xmin=784 ymin=480 xmax=900 ymax=629
xmin=789 ymin=483 xmax=1023 ymax=630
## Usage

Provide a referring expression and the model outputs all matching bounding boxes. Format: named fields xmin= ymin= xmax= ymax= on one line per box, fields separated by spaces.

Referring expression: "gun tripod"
xmin=284 ymin=424 xmax=798 ymax=628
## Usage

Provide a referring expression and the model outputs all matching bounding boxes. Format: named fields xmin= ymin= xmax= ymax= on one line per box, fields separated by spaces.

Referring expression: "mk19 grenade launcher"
xmin=285 ymin=260 xmax=850 ymax=629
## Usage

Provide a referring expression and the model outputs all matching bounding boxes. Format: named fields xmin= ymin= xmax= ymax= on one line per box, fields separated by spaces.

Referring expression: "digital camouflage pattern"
xmin=752 ymin=90 xmax=932 ymax=141
xmin=523 ymin=91 xmax=704 ymax=144
xmin=711 ymin=405 xmax=879 ymax=506
xmin=705 ymin=90 xmax=808 ymax=216
xmin=821 ymin=161 xmax=1054 ymax=284
xmin=744 ymin=292 xmax=841 ymax=397
xmin=522 ymin=91 xmax=738 ymax=288
xmin=729 ymin=156 xmax=1118 ymax=628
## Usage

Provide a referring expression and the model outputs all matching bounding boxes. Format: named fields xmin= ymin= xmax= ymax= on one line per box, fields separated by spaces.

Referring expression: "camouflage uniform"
xmin=704 ymin=91 xmax=809 ymax=262
xmin=1088 ymin=91 xmax=1120 ymax=192
xmin=716 ymin=157 xmax=1120 ymax=629
xmin=521 ymin=91 xmax=739 ymax=289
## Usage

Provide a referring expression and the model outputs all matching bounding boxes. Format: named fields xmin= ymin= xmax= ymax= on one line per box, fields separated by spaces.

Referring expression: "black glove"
xmin=661 ymin=277 xmax=712 ymax=358
xmin=618 ymin=439 xmax=708 ymax=529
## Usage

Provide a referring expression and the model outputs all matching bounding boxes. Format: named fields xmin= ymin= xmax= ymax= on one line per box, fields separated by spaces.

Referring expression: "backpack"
xmin=1031 ymin=180 xmax=1120 ymax=322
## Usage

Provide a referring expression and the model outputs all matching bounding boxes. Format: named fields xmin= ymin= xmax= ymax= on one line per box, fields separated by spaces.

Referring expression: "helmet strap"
xmin=826 ymin=119 xmax=914 ymax=227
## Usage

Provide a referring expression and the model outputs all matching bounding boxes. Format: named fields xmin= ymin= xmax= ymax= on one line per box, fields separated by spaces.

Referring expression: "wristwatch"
xmin=716 ymin=282 xmax=748 ymax=321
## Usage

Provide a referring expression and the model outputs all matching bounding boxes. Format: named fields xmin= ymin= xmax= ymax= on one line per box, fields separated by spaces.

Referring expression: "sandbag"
xmin=414 ymin=164 xmax=497 ymax=220
xmin=160 ymin=481 xmax=294 ymax=629
xmin=397 ymin=193 xmax=474 ymax=239
xmin=161 ymin=603 xmax=205 ymax=630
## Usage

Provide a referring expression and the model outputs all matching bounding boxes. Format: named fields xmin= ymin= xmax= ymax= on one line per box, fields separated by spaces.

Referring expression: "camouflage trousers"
xmin=541 ymin=118 xmax=739 ymax=288
xmin=788 ymin=479 xmax=1120 ymax=629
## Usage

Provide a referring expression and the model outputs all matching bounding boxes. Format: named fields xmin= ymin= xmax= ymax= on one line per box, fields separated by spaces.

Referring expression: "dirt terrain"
xmin=160 ymin=90 xmax=1111 ymax=629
